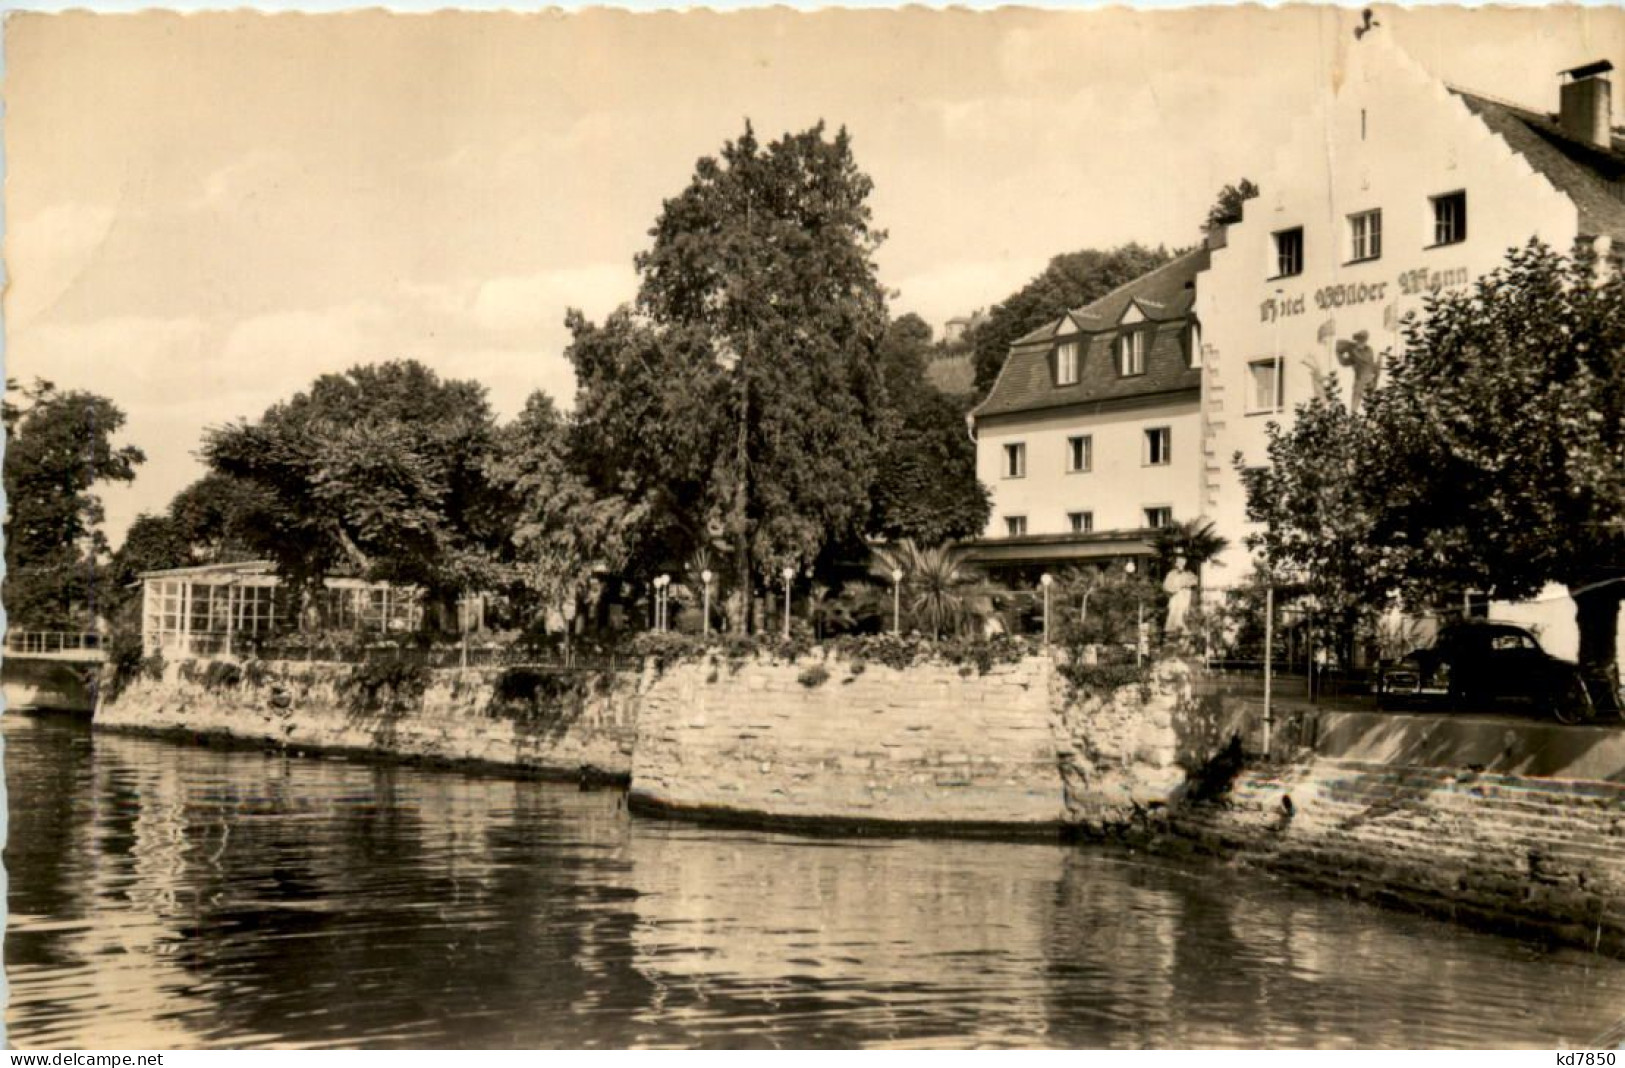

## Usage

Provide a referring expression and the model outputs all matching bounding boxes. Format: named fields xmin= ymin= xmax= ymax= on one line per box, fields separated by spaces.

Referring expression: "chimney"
xmin=1559 ymin=60 xmax=1614 ymax=149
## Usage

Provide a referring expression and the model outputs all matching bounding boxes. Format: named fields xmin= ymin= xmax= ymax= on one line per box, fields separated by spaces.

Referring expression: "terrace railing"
xmin=4 ymin=631 xmax=105 ymax=658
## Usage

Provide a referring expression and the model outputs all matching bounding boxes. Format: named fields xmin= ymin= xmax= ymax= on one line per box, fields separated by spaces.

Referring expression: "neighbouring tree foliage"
xmin=490 ymin=391 xmax=648 ymax=629
xmin=3 ymin=379 xmax=145 ymax=629
xmin=1239 ymin=383 xmax=1391 ymax=661
xmin=869 ymin=313 xmax=992 ymax=544
xmin=1366 ymin=241 xmax=1625 ymax=696
xmin=203 ymin=360 xmax=506 ymax=610
xmin=569 ymin=121 xmax=892 ymax=629
xmin=970 ymin=243 xmax=1175 ymax=394
xmin=1239 ymin=242 xmax=1625 ymax=697
xmin=114 ymin=473 xmax=277 ymax=579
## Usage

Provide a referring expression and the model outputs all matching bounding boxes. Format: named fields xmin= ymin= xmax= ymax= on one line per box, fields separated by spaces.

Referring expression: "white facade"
xmin=976 ymin=400 xmax=1201 ymax=539
xmin=1197 ymin=33 xmax=1620 ymax=662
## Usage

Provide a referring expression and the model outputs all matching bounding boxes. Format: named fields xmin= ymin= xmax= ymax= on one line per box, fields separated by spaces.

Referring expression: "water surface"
xmin=7 ymin=714 xmax=1624 ymax=1049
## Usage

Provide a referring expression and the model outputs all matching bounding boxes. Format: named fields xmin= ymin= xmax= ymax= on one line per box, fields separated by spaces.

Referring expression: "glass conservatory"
xmin=140 ymin=561 xmax=422 ymax=657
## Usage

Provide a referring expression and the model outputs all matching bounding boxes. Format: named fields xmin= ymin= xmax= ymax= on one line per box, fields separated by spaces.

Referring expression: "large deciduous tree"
xmin=203 ymin=360 xmax=505 ymax=611
xmin=1238 ymin=382 xmax=1391 ymax=660
xmin=970 ymin=243 xmax=1174 ymax=395
xmin=3 ymin=379 xmax=144 ymax=629
xmin=1366 ymin=241 xmax=1625 ymax=696
xmin=1237 ymin=242 xmax=1625 ymax=699
xmin=570 ymin=121 xmax=892 ymax=630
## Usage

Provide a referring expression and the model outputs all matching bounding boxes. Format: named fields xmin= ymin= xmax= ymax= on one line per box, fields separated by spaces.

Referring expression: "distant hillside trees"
xmin=970 ymin=244 xmax=1174 ymax=394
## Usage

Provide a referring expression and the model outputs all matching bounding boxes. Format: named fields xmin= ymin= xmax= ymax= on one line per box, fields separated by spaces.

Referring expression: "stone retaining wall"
xmin=630 ymin=654 xmax=1068 ymax=830
xmin=95 ymin=660 xmax=636 ymax=779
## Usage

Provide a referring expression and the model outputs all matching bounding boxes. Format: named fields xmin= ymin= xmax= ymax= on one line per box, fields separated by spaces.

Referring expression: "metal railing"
xmin=5 ymin=631 xmax=104 ymax=655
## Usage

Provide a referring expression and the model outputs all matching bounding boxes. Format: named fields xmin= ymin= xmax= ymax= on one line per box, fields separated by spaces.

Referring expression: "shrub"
xmin=1060 ymin=659 xmax=1153 ymax=703
xmin=102 ymin=627 xmax=148 ymax=702
xmin=339 ymin=659 xmax=430 ymax=715
xmin=202 ymin=660 xmax=243 ymax=692
xmin=797 ymin=664 xmax=831 ymax=688
xmin=487 ymin=666 xmax=596 ymax=723
xmin=242 ymin=658 xmax=272 ymax=688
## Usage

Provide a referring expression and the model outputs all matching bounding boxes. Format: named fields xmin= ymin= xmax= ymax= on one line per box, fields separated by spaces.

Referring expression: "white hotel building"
xmin=1195 ymin=32 xmax=1625 ymax=661
xmin=967 ymin=249 xmax=1208 ymax=580
xmin=970 ymin=30 xmax=1624 ymax=660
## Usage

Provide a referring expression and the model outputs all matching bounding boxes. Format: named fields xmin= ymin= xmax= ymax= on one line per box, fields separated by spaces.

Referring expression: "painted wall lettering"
xmin=1259 ymin=294 xmax=1307 ymax=323
xmin=1262 ymin=266 xmax=1470 ymax=322
xmin=1314 ymin=281 xmax=1387 ymax=310
xmin=1398 ymin=266 xmax=1470 ymax=296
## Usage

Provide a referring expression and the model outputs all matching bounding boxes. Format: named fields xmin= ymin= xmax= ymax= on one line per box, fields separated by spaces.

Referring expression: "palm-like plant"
xmin=870 ymin=539 xmax=987 ymax=640
xmin=1150 ymin=519 xmax=1230 ymax=578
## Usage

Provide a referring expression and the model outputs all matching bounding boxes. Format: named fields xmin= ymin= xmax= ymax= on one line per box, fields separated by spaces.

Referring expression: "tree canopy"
xmin=1240 ymin=241 xmax=1625 ymax=695
xmin=111 ymin=472 xmax=277 ymax=598
xmin=3 ymin=379 xmax=144 ymax=629
xmin=970 ymin=243 xmax=1174 ymax=394
xmin=490 ymin=391 xmax=648 ymax=626
xmin=569 ymin=121 xmax=893 ymax=628
xmin=203 ymin=360 xmax=506 ymax=605
xmin=1367 ymin=241 xmax=1624 ymax=686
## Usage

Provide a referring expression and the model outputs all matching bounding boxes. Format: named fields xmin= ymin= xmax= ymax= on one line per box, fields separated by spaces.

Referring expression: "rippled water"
xmin=6 ymin=713 xmax=1625 ymax=1049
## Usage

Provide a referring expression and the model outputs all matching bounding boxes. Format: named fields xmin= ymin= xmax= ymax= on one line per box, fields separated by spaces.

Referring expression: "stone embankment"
xmin=1143 ymin=706 xmax=1625 ymax=954
xmin=96 ymin=659 xmax=636 ymax=780
xmin=94 ymin=647 xmax=1625 ymax=953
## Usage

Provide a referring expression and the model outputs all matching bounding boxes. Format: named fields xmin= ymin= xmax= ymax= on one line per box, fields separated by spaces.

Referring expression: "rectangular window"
xmin=1056 ymin=340 xmax=1080 ymax=386
xmin=1005 ymin=515 xmax=1028 ymax=537
xmin=1068 ymin=511 xmax=1094 ymax=534
xmin=1273 ymin=227 xmax=1304 ymax=278
xmin=1067 ymin=434 xmax=1093 ymax=473
xmin=1432 ymin=191 xmax=1467 ymax=246
xmin=1144 ymin=507 xmax=1173 ymax=530
xmin=1349 ymin=209 xmax=1382 ymax=262
xmin=1002 ymin=442 xmax=1026 ymax=479
xmin=1144 ymin=426 xmax=1172 ymax=466
xmin=1247 ymin=358 xmax=1284 ymax=413
xmin=1117 ymin=331 xmax=1147 ymax=376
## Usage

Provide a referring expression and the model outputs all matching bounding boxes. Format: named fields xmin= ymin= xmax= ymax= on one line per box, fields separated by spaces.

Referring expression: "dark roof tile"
xmin=1453 ymin=88 xmax=1625 ymax=244
xmin=975 ymin=248 xmax=1208 ymax=420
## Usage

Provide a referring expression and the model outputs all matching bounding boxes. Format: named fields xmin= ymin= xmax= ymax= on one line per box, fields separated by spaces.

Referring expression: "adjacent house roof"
xmin=973 ymin=247 xmax=1209 ymax=421
xmin=1452 ymin=87 xmax=1625 ymax=245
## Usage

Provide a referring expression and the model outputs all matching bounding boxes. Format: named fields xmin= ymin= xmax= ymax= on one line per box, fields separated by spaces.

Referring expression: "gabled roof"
xmin=1452 ymin=87 xmax=1625 ymax=244
xmin=975 ymin=247 xmax=1209 ymax=421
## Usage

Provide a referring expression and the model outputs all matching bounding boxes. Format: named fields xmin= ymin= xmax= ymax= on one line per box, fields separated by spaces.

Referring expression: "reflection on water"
xmin=7 ymin=714 xmax=1624 ymax=1049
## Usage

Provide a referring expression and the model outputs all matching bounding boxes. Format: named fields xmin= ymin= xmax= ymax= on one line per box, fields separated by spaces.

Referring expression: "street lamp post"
xmin=1126 ymin=560 xmax=1144 ymax=667
xmin=1040 ymin=573 xmax=1053 ymax=646
xmin=701 ymin=570 xmax=714 ymax=637
xmin=891 ymin=567 xmax=904 ymax=635
xmin=781 ymin=566 xmax=795 ymax=640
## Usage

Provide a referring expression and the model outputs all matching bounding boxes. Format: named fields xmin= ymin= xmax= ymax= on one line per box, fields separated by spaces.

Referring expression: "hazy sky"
xmin=7 ymin=5 xmax=1625 ymax=542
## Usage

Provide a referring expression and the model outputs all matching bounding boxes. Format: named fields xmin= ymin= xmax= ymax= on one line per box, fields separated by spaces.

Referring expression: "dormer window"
xmin=1117 ymin=330 xmax=1147 ymax=377
xmin=1056 ymin=340 xmax=1080 ymax=386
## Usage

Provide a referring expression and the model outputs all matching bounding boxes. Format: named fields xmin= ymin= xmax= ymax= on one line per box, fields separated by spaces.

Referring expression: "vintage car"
xmin=1374 ymin=621 xmax=1594 ymax=723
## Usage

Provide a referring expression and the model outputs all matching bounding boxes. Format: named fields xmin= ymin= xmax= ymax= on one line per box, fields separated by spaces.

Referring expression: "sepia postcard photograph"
xmin=4 ymin=2 xmax=1625 ymax=1051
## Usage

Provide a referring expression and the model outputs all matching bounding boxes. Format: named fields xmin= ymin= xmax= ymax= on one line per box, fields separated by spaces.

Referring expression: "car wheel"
xmin=1553 ymin=676 xmax=1595 ymax=726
